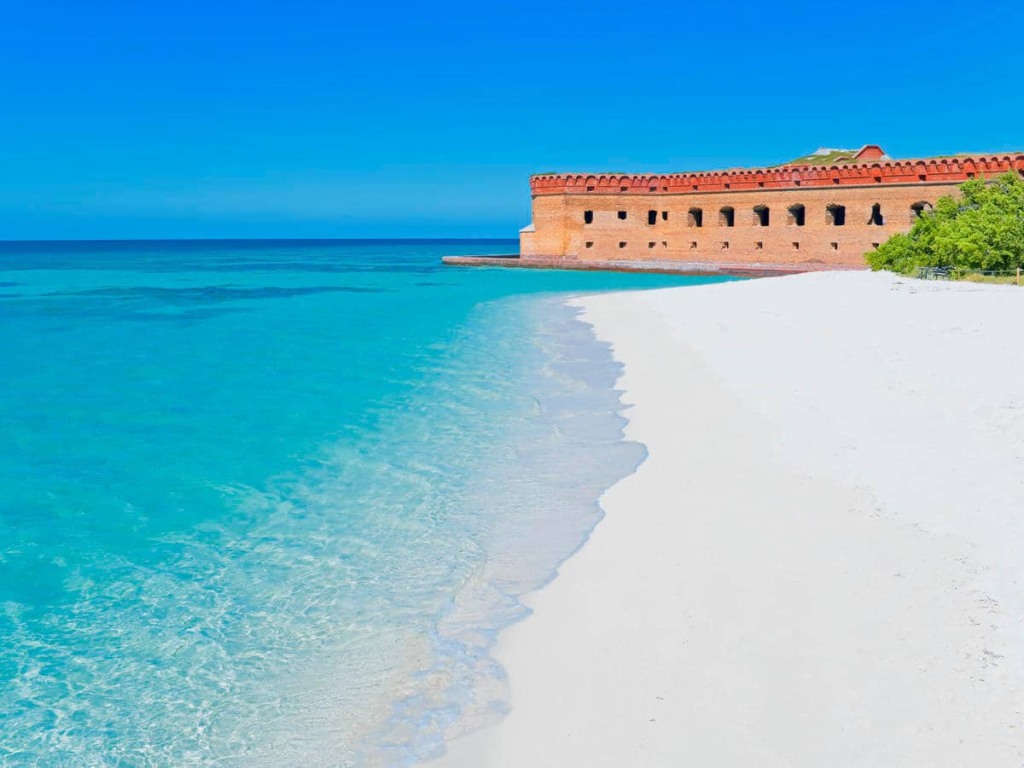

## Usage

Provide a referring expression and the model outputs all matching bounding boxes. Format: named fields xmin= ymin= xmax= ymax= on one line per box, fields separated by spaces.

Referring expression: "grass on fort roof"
xmin=781 ymin=149 xmax=862 ymax=166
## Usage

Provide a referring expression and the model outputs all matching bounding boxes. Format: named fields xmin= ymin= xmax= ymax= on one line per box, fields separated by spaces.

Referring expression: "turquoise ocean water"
xmin=0 ymin=240 xmax=729 ymax=766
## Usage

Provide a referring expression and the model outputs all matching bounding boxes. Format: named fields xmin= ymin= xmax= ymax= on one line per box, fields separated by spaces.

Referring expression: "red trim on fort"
xmin=530 ymin=150 xmax=1024 ymax=196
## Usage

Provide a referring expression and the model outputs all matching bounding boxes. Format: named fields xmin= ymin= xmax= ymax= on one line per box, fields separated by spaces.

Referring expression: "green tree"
xmin=868 ymin=172 xmax=1024 ymax=274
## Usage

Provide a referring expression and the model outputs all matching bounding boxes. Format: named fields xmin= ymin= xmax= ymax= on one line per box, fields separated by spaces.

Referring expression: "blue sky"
xmin=1 ymin=0 xmax=1022 ymax=239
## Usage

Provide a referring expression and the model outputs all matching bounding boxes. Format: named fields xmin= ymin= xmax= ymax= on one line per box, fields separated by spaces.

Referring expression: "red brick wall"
xmin=521 ymin=153 xmax=1024 ymax=268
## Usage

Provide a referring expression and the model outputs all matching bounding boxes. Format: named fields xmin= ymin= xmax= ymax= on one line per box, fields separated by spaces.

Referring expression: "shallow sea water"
xmin=0 ymin=240 xmax=730 ymax=765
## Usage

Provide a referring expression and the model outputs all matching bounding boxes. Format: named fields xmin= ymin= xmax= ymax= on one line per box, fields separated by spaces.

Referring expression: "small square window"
xmin=585 ymin=241 xmax=594 ymax=249
xmin=871 ymin=242 xmax=880 ymax=249
xmin=648 ymin=242 xmax=656 ymax=249
xmin=830 ymin=242 xmax=838 ymax=250
xmin=661 ymin=211 xmax=668 ymax=221
xmin=690 ymin=241 xmax=697 ymax=249
xmin=832 ymin=177 xmax=840 ymax=184
xmin=619 ymin=241 xmax=627 ymax=249
xmin=620 ymin=186 xmax=628 ymax=192
xmin=758 ymin=181 xmax=765 ymax=188
xmin=586 ymin=185 xmax=595 ymax=192
xmin=721 ymin=241 xmax=729 ymax=250
xmin=755 ymin=241 xmax=763 ymax=250
xmin=661 ymin=241 xmax=667 ymax=247
xmin=792 ymin=242 xmax=800 ymax=250
xmin=918 ymin=174 xmax=926 ymax=182
xmin=618 ymin=211 xmax=627 ymax=220
xmin=649 ymin=186 xmax=657 ymax=192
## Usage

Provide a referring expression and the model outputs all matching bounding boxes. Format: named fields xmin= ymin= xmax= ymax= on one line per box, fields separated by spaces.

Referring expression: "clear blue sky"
xmin=2 ymin=0 xmax=1022 ymax=240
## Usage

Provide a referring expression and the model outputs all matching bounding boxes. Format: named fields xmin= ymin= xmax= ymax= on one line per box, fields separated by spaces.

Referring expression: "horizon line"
xmin=0 ymin=236 xmax=520 ymax=244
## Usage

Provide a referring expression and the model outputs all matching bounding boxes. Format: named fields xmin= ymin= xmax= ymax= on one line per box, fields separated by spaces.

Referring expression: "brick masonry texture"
xmin=520 ymin=151 xmax=1024 ymax=268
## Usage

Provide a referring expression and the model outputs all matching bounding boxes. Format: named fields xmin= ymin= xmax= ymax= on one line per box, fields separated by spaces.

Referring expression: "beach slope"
xmin=433 ymin=271 xmax=1024 ymax=767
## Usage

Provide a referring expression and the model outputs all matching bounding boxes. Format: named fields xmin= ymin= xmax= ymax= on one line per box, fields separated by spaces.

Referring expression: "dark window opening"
xmin=720 ymin=207 xmax=735 ymax=227
xmin=826 ymin=204 xmax=846 ymax=226
xmin=832 ymin=177 xmax=840 ymax=185
xmin=755 ymin=241 xmax=763 ymax=250
xmin=918 ymin=174 xmax=926 ymax=182
xmin=874 ymin=176 xmax=882 ymax=183
xmin=648 ymin=210 xmax=657 ymax=225
xmin=871 ymin=242 xmax=880 ymax=249
xmin=690 ymin=241 xmax=697 ymax=249
xmin=617 ymin=211 xmax=627 ymax=220
xmin=585 ymin=241 xmax=593 ymax=248
xmin=586 ymin=185 xmax=595 ymax=192
xmin=620 ymin=186 xmax=628 ymax=192
xmin=792 ymin=242 xmax=800 ymax=250
xmin=584 ymin=210 xmax=593 ymax=224
xmin=619 ymin=241 xmax=627 ymax=249
xmin=724 ymin=183 xmax=731 ymax=189
xmin=830 ymin=242 xmax=838 ymax=250
xmin=910 ymin=201 xmax=932 ymax=222
xmin=649 ymin=186 xmax=657 ymax=192
xmin=754 ymin=205 xmax=770 ymax=227
xmin=661 ymin=211 xmax=668 ymax=221
xmin=788 ymin=204 xmax=806 ymax=226
xmin=721 ymin=241 xmax=730 ymax=250
xmin=758 ymin=181 xmax=765 ymax=188
xmin=648 ymin=241 xmax=656 ymax=249
xmin=661 ymin=241 xmax=667 ymax=247
xmin=967 ymin=172 xmax=975 ymax=179
xmin=688 ymin=207 xmax=703 ymax=228
xmin=868 ymin=203 xmax=884 ymax=226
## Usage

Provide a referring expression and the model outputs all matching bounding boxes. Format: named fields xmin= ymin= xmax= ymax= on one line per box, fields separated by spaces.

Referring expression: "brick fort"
xmin=449 ymin=146 xmax=1024 ymax=275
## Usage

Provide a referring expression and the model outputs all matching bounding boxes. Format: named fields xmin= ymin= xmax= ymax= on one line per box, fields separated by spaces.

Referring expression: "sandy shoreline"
xmin=430 ymin=271 xmax=1024 ymax=767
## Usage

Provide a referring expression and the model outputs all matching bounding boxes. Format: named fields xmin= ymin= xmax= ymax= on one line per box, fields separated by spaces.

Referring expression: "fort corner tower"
xmin=519 ymin=146 xmax=1024 ymax=270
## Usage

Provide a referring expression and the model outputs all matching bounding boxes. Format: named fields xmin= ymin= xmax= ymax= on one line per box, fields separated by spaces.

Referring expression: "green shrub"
xmin=868 ymin=172 xmax=1024 ymax=274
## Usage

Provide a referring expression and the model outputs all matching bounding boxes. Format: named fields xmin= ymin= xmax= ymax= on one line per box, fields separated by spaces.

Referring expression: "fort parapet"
xmin=518 ymin=146 xmax=1024 ymax=270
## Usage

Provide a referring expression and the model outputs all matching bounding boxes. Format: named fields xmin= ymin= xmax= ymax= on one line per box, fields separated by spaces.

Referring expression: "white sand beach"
xmin=433 ymin=271 xmax=1024 ymax=767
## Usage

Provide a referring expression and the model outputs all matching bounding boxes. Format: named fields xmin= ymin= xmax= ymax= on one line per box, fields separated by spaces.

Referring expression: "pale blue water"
xmin=0 ymin=240 xmax=730 ymax=766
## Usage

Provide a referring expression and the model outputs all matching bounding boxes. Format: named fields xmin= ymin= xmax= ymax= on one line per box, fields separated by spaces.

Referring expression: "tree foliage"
xmin=867 ymin=172 xmax=1024 ymax=274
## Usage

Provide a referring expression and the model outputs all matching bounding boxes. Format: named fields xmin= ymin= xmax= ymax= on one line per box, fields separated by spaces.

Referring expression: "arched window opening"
xmin=910 ymin=201 xmax=933 ymax=222
xmin=648 ymin=210 xmax=657 ymax=225
xmin=688 ymin=207 xmax=703 ymax=228
xmin=788 ymin=204 xmax=806 ymax=227
xmin=753 ymin=205 xmax=770 ymax=227
xmin=719 ymin=206 xmax=735 ymax=227
xmin=868 ymin=203 xmax=884 ymax=226
xmin=826 ymin=203 xmax=846 ymax=226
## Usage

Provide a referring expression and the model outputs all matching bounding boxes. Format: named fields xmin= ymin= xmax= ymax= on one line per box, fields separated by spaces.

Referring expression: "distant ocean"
xmin=0 ymin=240 xmax=730 ymax=766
